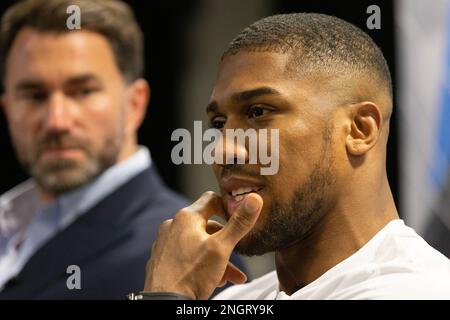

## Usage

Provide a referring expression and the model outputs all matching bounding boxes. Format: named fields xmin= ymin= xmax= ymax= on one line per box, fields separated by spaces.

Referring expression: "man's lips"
xmin=220 ymin=177 xmax=264 ymax=217
xmin=40 ymin=147 xmax=84 ymax=160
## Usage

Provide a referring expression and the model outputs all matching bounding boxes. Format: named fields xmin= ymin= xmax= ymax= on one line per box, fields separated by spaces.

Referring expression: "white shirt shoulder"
xmin=214 ymin=220 xmax=450 ymax=300
xmin=213 ymin=271 xmax=279 ymax=300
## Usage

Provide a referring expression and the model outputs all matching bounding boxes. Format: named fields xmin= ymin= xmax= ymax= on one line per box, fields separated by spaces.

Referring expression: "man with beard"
xmin=0 ymin=0 xmax=244 ymax=299
xmin=140 ymin=13 xmax=450 ymax=300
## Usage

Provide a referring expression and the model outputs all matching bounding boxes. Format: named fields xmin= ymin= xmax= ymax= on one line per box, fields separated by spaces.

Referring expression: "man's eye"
xmin=247 ymin=105 xmax=270 ymax=119
xmin=80 ymin=87 xmax=98 ymax=96
xmin=19 ymin=91 xmax=48 ymax=103
xmin=80 ymin=88 xmax=94 ymax=95
xmin=28 ymin=91 xmax=48 ymax=102
xmin=70 ymin=87 xmax=98 ymax=98
xmin=209 ymin=117 xmax=226 ymax=129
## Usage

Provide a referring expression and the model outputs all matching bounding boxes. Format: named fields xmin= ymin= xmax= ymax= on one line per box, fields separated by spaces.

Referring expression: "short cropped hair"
xmin=223 ymin=13 xmax=392 ymax=101
xmin=0 ymin=0 xmax=144 ymax=84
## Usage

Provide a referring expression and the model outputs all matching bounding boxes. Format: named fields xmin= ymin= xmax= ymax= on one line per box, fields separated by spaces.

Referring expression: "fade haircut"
xmin=223 ymin=13 xmax=393 ymax=110
xmin=0 ymin=0 xmax=144 ymax=85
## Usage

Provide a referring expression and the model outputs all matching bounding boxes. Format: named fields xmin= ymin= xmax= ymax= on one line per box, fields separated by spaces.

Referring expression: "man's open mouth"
xmin=228 ymin=187 xmax=264 ymax=201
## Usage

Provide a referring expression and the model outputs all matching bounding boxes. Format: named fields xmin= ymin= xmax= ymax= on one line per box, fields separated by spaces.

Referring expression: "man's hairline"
xmin=2 ymin=26 xmax=136 ymax=87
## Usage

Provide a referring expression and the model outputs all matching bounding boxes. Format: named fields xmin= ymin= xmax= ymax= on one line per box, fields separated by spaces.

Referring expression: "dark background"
xmin=0 ymin=0 xmax=399 ymax=211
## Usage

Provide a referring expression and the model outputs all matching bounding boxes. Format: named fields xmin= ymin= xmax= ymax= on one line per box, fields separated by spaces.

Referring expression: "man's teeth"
xmin=231 ymin=187 xmax=260 ymax=198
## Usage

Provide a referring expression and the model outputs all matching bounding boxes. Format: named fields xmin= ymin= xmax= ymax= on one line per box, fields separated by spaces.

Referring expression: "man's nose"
xmin=44 ymin=92 xmax=73 ymax=132
xmin=214 ymin=126 xmax=250 ymax=167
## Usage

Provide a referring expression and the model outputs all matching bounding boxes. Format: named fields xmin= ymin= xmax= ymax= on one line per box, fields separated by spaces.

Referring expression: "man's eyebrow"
xmin=234 ymin=87 xmax=281 ymax=101
xmin=14 ymin=74 xmax=102 ymax=91
xmin=206 ymin=87 xmax=281 ymax=114
xmin=64 ymin=74 xmax=102 ymax=86
xmin=14 ymin=79 xmax=45 ymax=91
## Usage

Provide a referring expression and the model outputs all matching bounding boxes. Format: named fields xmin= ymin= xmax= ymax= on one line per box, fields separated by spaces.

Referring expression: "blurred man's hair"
xmin=0 ymin=0 xmax=144 ymax=85
xmin=223 ymin=13 xmax=393 ymax=107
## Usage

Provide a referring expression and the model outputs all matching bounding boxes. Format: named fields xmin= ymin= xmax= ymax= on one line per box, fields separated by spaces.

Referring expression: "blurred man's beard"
xmin=235 ymin=126 xmax=336 ymax=256
xmin=17 ymin=136 xmax=121 ymax=195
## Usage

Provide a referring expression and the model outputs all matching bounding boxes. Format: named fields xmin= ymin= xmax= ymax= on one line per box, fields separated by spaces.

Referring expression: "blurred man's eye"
xmin=21 ymin=90 xmax=48 ymax=103
xmin=72 ymin=87 xmax=98 ymax=97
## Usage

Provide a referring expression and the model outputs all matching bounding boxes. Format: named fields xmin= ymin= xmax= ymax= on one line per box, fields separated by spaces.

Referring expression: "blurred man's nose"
xmin=44 ymin=92 xmax=73 ymax=132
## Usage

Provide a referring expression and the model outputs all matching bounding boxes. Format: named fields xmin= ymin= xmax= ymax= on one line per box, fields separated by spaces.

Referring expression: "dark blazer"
xmin=0 ymin=166 xmax=246 ymax=299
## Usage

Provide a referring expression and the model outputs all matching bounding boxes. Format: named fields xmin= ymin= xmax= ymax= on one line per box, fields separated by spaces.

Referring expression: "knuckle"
xmin=202 ymin=190 xmax=219 ymax=201
xmin=177 ymin=207 xmax=192 ymax=216
xmin=202 ymin=190 xmax=216 ymax=197
xmin=203 ymin=191 xmax=222 ymax=207
xmin=158 ymin=219 xmax=172 ymax=233
xmin=209 ymin=220 xmax=223 ymax=230
xmin=174 ymin=208 xmax=191 ymax=220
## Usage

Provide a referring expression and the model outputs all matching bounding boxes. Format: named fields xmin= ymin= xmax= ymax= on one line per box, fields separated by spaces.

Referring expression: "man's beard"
xmin=235 ymin=127 xmax=336 ymax=256
xmin=16 ymin=132 xmax=122 ymax=195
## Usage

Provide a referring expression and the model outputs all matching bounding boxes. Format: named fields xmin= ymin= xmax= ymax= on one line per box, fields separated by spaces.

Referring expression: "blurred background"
xmin=0 ymin=0 xmax=448 ymax=280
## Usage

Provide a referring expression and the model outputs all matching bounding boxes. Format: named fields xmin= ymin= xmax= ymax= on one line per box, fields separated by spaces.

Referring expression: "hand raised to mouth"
xmin=143 ymin=191 xmax=263 ymax=300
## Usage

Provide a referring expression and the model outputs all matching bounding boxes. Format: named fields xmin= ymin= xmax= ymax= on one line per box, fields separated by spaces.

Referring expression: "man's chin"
xmin=234 ymin=230 xmax=273 ymax=256
xmin=31 ymin=164 xmax=100 ymax=195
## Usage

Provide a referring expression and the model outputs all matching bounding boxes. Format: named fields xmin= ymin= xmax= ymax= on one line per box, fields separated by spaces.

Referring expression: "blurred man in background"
xmin=0 ymin=0 xmax=244 ymax=299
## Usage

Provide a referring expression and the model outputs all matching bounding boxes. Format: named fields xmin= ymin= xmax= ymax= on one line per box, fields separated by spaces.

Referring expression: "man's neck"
xmin=37 ymin=190 xmax=56 ymax=205
xmin=274 ymin=177 xmax=399 ymax=295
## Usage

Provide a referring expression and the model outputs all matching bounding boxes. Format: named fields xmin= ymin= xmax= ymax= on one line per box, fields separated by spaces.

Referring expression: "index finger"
xmin=188 ymin=191 xmax=227 ymax=221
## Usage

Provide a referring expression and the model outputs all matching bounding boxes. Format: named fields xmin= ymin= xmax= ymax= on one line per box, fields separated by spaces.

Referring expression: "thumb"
xmin=218 ymin=192 xmax=263 ymax=247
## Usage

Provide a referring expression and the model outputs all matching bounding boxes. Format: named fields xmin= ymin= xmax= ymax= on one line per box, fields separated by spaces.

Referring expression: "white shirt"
xmin=214 ymin=219 xmax=450 ymax=300
xmin=0 ymin=147 xmax=151 ymax=291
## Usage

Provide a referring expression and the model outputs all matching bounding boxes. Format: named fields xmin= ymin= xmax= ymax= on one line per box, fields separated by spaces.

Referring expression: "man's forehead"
xmin=212 ymin=52 xmax=285 ymax=96
xmin=210 ymin=51 xmax=317 ymax=106
xmin=217 ymin=51 xmax=291 ymax=83
xmin=5 ymin=28 xmax=121 ymax=87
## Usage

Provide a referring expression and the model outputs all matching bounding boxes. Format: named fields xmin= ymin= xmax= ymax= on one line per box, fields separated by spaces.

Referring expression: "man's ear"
xmin=346 ymin=101 xmax=382 ymax=156
xmin=125 ymin=78 xmax=150 ymax=135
